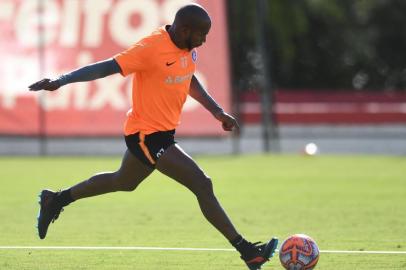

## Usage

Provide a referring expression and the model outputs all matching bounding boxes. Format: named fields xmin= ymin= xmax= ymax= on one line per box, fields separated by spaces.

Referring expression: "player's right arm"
xmin=28 ymin=58 xmax=122 ymax=91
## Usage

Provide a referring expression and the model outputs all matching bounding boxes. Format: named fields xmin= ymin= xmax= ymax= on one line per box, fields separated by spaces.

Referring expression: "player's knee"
xmin=117 ymin=178 xmax=139 ymax=192
xmin=112 ymin=172 xmax=139 ymax=192
xmin=194 ymin=175 xmax=214 ymax=198
xmin=119 ymin=182 xmax=139 ymax=192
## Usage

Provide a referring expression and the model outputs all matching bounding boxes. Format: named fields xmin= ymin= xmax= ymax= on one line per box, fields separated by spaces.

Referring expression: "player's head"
xmin=171 ymin=4 xmax=211 ymax=50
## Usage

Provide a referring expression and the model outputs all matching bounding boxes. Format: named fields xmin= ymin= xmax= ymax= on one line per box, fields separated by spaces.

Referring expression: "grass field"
xmin=0 ymin=154 xmax=405 ymax=269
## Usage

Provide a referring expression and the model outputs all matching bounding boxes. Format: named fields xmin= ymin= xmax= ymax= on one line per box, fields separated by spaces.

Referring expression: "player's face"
xmin=186 ymin=22 xmax=211 ymax=50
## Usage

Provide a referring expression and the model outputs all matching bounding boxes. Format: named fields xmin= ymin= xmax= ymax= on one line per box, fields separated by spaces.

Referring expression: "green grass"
xmin=0 ymin=154 xmax=405 ymax=269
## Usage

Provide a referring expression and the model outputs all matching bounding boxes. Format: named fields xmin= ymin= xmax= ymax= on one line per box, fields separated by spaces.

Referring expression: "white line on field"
xmin=319 ymin=250 xmax=406 ymax=255
xmin=0 ymin=246 xmax=234 ymax=252
xmin=0 ymin=246 xmax=405 ymax=255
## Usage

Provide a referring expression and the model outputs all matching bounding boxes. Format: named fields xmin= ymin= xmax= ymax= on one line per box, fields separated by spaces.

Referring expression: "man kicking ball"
xmin=29 ymin=4 xmax=278 ymax=269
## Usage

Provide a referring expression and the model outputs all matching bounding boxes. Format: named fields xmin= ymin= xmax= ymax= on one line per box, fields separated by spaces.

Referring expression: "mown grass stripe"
xmin=0 ymin=246 xmax=405 ymax=254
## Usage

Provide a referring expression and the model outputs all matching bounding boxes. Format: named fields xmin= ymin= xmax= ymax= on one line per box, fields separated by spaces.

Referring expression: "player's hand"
xmin=214 ymin=111 xmax=239 ymax=131
xmin=28 ymin=78 xmax=60 ymax=91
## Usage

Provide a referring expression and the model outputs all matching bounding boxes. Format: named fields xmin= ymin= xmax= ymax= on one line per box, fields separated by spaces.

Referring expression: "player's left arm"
xmin=189 ymin=75 xmax=239 ymax=131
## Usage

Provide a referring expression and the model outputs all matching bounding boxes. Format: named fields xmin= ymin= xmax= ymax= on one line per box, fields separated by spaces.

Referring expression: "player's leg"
xmin=155 ymin=144 xmax=277 ymax=270
xmin=155 ymin=143 xmax=239 ymax=241
xmin=37 ymin=150 xmax=154 ymax=239
xmin=70 ymin=150 xmax=154 ymax=200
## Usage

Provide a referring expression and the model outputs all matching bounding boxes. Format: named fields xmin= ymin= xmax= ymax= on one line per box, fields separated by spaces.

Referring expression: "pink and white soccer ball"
xmin=279 ymin=234 xmax=319 ymax=270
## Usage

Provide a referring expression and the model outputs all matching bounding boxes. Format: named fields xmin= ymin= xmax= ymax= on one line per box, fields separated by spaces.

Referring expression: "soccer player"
xmin=29 ymin=4 xmax=277 ymax=270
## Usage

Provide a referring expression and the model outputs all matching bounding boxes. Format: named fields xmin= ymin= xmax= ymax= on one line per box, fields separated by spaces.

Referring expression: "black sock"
xmin=230 ymin=235 xmax=254 ymax=258
xmin=230 ymin=235 xmax=244 ymax=247
xmin=56 ymin=188 xmax=75 ymax=207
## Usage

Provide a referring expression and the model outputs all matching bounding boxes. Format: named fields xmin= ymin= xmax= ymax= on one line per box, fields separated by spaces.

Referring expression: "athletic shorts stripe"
xmin=138 ymin=132 xmax=156 ymax=165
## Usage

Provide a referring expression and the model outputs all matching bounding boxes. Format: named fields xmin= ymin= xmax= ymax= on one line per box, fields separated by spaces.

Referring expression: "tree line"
xmin=227 ymin=0 xmax=406 ymax=92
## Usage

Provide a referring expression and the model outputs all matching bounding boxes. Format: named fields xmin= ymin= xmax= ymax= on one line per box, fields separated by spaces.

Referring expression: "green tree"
xmin=227 ymin=0 xmax=406 ymax=91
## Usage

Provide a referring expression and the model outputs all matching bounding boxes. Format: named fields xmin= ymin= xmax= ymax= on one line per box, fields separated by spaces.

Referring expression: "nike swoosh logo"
xmin=166 ymin=61 xmax=176 ymax=66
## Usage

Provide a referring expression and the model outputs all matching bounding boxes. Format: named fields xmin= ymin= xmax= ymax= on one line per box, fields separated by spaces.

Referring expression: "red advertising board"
xmin=0 ymin=0 xmax=231 ymax=136
xmin=241 ymin=91 xmax=406 ymax=124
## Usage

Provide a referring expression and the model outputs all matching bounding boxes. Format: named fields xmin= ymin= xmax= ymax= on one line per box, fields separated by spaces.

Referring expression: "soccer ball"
xmin=279 ymin=234 xmax=319 ymax=270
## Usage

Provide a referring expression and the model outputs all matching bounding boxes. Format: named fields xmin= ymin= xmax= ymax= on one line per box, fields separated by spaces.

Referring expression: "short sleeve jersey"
xmin=114 ymin=26 xmax=197 ymax=135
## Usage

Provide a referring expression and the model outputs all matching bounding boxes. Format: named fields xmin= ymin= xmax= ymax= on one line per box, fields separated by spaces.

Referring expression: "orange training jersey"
xmin=114 ymin=26 xmax=197 ymax=135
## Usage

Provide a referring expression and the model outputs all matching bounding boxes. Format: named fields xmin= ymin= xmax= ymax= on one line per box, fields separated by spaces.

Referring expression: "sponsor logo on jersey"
xmin=165 ymin=72 xmax=193 ymax=84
